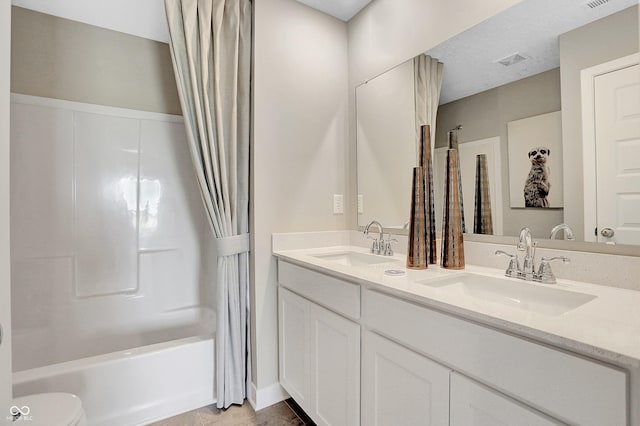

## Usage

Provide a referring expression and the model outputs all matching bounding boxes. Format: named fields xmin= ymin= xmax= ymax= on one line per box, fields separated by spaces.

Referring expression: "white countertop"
xmin=273 ymin=245 xmax=640 ymax=368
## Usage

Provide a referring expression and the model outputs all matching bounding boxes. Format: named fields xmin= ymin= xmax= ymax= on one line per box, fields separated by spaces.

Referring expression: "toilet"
xmin=11 ymin=393 xmax=86 ymax=426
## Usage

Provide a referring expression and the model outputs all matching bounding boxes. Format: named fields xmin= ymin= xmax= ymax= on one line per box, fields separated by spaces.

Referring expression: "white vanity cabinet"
xmin=278 ymin=262 xmax=360 ymax=426
xmin=362 ymin=331 xmax=451 ymax=426
xmin=276 ymin=257 xmax=629 ymax=426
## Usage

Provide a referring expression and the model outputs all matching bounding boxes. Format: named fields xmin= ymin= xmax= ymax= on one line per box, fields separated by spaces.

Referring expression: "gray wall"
xmin=436 ymin=68 xmax=563 ymax=238
xmin=11 ymin=6 xmax=181 ymax=115
xmin=559 ymin=5 xmax=639 ymax=241
xmin=252 ymin=0 xmax=348 ymax=396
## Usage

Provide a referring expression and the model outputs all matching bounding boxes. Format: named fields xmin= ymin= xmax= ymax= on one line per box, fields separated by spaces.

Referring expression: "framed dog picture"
xmin=507 ymin=111 xmax=563 ymax=208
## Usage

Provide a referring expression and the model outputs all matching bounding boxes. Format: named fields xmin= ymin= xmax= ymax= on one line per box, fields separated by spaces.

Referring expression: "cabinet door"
xmin=279 ymin=287 xmax=310 ymax=408
xmin=362 ymin=332 xmax=450 ymax=426
xmin=450 ymin=373 xmax=562 ymax=426
xmin=310 ymin=303 xmax=360 ymax=426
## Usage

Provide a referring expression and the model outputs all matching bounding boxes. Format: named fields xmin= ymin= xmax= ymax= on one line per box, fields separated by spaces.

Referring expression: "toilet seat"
xmin=12 ymin=393 xmax=86 ymax=426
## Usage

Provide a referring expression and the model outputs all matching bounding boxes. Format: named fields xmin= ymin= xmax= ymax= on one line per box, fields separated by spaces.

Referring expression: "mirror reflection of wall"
xmin=434 ymin=2 xmax=638 ymax=241
xmin=435 ymin=69 xmax=562 ymax=239
xmin=355 ymin=0 xmax=639 ymax=246
xmin=356 ymin=59 xmax=415 ymax=228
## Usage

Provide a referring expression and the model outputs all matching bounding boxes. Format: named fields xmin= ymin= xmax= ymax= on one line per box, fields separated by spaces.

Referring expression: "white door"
xmin=310 ymin=303 xmax=359 ymax=426
xmin=362 ymin=331 xmax=450 ymax=426
xmin=1 ymin=0 xmax=13 ymax=423
xmin=278 ymin=287 xmax=310 ymax=408
xmin=450 ymin=373 xmax=561 ymax=426
xmin=594 ymin=62 xmax=640 ymax=244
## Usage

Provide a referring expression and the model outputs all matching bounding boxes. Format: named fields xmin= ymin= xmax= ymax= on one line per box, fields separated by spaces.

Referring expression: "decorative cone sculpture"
xmin=441 ymin=149 xmax=465 ymax=269
xmin=473 ymin=154 xmax=493 ymax=235
xmin=419 ymin=125 xmax=437 ymax=264
xmin=407 ymin=167 xmax=427 ymax=269
xmin=447 ymin=129 xmax=465 ymax=234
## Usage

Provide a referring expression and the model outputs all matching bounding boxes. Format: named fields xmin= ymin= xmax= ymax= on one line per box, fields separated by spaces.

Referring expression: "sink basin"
xmin=311 ymin=251 xmax=396 ymax=267
xmin=418 ymin=273 xmax=596 ymax=316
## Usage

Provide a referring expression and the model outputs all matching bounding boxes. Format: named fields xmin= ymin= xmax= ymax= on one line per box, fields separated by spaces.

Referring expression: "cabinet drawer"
xmin=364 ymin=289 xmax=627 ymax=426
xmin=278 ymin=260 xmax=360 ymax=320
xmin=450 ymin=373 xmax=562 ymax=425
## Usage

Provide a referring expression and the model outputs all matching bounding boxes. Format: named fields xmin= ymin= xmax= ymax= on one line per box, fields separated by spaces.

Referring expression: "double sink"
xmin=310 ymin=250 xmax=596 ymax=316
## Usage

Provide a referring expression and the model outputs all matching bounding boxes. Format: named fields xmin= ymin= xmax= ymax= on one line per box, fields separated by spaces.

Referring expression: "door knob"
xmin=600 ymin=227 xmax=615 ymax=238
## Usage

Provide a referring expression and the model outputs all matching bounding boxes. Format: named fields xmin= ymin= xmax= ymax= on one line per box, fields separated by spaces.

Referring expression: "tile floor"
xmin=150 ymin=399 xmax=315 ymax=426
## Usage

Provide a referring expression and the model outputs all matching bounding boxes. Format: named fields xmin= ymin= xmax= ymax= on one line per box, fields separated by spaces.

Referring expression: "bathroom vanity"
xmin=273 ymin=235 xmax=639 ymax=426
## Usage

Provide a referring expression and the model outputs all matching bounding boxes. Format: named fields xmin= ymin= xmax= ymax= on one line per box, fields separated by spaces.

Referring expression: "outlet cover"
xmin=333 ymin=194 xmax=344 ymax=214
xmin=358 ymin=194 xmax=364 ymax=214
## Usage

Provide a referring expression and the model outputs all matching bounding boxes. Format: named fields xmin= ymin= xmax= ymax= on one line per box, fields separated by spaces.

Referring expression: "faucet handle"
xmin=495 ymin=250 xmax=519 ymax=278
xmin=370 ymin=238 xmax=379 ymax=254
xmin=541 ymin=256 xmax=571 ymax=263
xmin=536 ymin=256 xmax=570 ymax=284
xmin=383 ymin=236 xmax=398 ymax=256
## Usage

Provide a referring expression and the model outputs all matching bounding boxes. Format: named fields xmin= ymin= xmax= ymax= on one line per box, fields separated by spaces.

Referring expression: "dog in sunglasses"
xmin=524 ymin=146 xmax=550 ymax=208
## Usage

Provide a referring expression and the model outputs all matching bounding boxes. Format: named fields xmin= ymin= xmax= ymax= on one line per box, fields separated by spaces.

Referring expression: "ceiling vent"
xmin=494 ymin=52 xmax=528 ymax=67
xmin=583 ymin=0 xmax=610 ymax=9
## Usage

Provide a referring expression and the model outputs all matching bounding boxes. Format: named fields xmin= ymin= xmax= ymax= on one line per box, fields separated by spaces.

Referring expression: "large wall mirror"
xmin=356 ymin=0 xmax=640 ymax=252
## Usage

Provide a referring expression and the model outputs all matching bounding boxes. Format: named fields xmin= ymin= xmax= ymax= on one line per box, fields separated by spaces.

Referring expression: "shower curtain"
xmin=165 ymin=0 xmax=252 ymax=409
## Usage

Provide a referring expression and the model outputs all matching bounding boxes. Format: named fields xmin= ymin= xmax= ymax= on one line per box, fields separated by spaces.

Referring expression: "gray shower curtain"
xmin=165 ymin=0 xmax=251 ymax=409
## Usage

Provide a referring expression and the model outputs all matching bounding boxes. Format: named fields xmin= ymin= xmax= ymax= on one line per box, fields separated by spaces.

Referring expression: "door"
xmin=278 ymin=287 xmax=310 ymax=407
xmin=450 ymin=373 xmax=561 ymax=426
xmin=310 ymin=303 xmax=359 ymax=426
xmin=1 ymin=0 xmax=13 ymax=423
xmin=362 ymin=331 xmax=450 ymax=426
xmin=594 ymin=62 xmax=640 ymax=244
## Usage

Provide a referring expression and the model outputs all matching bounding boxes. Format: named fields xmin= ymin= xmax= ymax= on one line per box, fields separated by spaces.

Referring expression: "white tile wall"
xmin=10 ymin=94 xmax=214 ymax=371
xmin=10 ymin=103 xmax=74 ymax=259
xmin=74 ymin=111 xmax=140 ymax=297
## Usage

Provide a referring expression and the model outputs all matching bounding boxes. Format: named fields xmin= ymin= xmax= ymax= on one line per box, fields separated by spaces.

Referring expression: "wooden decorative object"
xmin=473 ymin=154 xmax=494 ymax=235
xmin=447 ymin=129 xmax=466 ymax=233
xmin=419 ymin=125 xmax=437 ymax=264
xmin=407 ymin=167 xmax=427 ymax=269
xmin=441 ymin=149 xmax=465 ymax=269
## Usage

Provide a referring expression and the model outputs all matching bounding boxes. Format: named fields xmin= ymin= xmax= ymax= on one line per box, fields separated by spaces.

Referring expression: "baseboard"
xmin=248 ymin=382 xmax=289 ymax=411
xmin=130 ymin=394 xmax=215 ymax=426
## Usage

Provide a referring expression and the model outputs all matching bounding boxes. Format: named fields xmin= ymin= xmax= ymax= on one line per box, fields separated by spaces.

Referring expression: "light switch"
xmin=333 ymin=194 xmax=344 ymax=214
xmin=358 ymin=194 xmax=364 ymax=214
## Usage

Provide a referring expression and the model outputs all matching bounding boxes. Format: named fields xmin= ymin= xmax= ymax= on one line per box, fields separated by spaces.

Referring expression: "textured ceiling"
xmin=427 ymin=0 xmax=639 ymax=104
xmin=294 ymin=0 xmax=371 ymax=21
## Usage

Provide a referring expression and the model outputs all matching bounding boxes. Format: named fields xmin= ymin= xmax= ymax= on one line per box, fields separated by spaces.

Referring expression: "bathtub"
xmin=12 ymin=335 xmax=215 ymax=426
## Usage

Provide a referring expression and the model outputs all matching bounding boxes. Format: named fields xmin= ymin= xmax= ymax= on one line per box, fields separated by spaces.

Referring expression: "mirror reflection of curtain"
xmin=165 ymin=0 xmax=252 ymax=409
xmin=414 ymin=54 xmax=443 ymax=156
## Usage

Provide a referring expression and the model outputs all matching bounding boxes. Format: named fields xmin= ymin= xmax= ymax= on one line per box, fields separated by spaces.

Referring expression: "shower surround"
xmin=10 ymin=94 xmax=216 ymax=422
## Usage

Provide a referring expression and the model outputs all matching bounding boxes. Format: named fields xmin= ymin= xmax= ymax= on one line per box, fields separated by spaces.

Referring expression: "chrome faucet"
xmin=495 ymin=226 xmax=570 ymax=284
xmin=550 ymin=223 xmax=575 ymax=241
xmin=363 ymin=221 xmax=397 ymax=255
xmin=517 ymin=227 xmax=536 ymax=280
xmin=364 ymin=220 xmax=384 ymax=254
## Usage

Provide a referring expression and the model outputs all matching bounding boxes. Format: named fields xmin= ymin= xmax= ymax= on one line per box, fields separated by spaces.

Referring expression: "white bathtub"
xmin=12 ymin=335 xmax=215 ymax=426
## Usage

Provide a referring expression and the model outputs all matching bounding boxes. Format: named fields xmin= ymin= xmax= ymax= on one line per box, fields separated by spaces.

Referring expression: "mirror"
xmin=356 ymin=0 xmax=640 ymax=249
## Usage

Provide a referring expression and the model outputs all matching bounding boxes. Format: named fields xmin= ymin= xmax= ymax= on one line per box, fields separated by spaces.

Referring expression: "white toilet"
xmin=11 ymin=393 xmax=87 ymax=426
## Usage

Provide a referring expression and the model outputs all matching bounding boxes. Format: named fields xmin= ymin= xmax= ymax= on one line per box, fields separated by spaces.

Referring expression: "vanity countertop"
xmin=273 ymin=245 xmax=640 ymax=367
